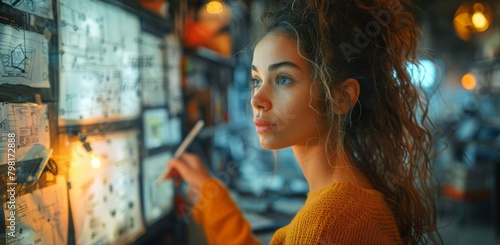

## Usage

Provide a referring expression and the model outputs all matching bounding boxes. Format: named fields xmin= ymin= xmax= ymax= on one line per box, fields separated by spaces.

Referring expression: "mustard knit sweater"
xmin=192 ymin=178 xmax=402 ymax=245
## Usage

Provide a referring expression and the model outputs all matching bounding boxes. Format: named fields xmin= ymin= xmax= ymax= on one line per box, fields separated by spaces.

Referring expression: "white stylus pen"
xmin=156 ymin=119 xmax=205 ymax=185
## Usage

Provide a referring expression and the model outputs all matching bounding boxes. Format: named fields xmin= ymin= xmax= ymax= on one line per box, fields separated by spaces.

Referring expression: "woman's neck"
xmin=292 ymin=140 xmax=372 ymax=193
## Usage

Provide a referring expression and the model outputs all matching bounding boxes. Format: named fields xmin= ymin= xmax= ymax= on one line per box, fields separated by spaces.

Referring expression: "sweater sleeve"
xmin=192 ymin=178 xmax=262 ymax=245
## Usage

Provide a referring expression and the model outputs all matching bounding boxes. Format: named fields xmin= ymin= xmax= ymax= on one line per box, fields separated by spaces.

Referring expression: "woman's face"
xmin=251 ymin=32 xmax=327 ymax=150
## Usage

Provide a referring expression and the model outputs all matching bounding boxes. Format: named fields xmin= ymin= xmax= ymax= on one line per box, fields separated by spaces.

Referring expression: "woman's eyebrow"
xmin=251 ymin=61 xmax=301 ymax=72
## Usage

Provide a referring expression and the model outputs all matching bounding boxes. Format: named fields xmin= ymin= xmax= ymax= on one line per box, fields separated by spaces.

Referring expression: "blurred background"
xmin=0 ymin=0 xmax=498 ymax=244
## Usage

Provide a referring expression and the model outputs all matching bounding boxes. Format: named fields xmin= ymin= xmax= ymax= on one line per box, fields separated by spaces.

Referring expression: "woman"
xmin=165 ymin=0 xmax=441 ymax=244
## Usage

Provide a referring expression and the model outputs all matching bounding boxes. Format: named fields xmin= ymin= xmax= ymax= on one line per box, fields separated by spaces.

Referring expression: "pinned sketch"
xmin=3 ymin=0 xmax=54 ymax=19
xmin=58 ymin=0 xmax=141 ymax=124
xmin=0 ymin=103 xmax=50 ymax=165
xmin=143 ymin=108 xmax=182 ymax=149
xmin=0 ymin=148 xmax=52 ymax=184
xmin=68 ymin=130 xmax=144 ymax=245
xmin=0 ymin=26 xmax=50 ymax=88
xmin=142 ymin=152 xmax=175 ymax=225
xmin=140 ymin=32 xmax=167 ymax=107
xmin=3 ymin=175 xmax=69 ymax=245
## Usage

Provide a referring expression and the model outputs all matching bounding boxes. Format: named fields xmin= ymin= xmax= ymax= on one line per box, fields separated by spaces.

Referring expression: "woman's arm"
xmin=164 ymin=153 xmax=261 ymax=245
xmin=192 ymin=178 xmax=262 ymax=245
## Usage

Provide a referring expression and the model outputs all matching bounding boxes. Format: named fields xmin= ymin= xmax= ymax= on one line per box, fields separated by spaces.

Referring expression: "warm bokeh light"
xmin=461 ymin=73 xmax=477 ymax=91
xmin=473 ymin=3 xmax=484 ymax=13
xmin=90 ymin=153 xmax=101 ymax=168
xmin=206 ymin=1 xmax=223 ymax=14
xmin=453 ymin=1 xmax=493 ymax=41
xmin=472 ymin=11 xmax=489 ymax=32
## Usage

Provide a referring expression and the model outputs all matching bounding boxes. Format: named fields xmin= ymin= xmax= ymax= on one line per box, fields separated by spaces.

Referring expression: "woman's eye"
xmin=250 ymin=77 xmax=262 ymax=88
xmin=276 ymin=75 xmax=292 ymax=85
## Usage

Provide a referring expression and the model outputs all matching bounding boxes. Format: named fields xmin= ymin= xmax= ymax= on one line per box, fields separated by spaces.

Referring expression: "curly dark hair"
xmin=258 ymin=0 xmax=441 ymax=244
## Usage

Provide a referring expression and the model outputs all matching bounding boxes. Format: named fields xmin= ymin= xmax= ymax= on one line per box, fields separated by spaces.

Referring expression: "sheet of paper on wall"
xmin=0 ymin=26 xmax=50 ymax=88
xmin=142 ymin=152 xmax=175 ymax=225
xmin=0 ymin=148 xmax=53 ymax=184
xmin=3 ymin=175 xmax=69 ymax=245
xmin=143 ymin=108 xmax=181 ymax=149
xmin=169 ymin=116 xmax=182 ymax=145
xmin=0 ymin=103 xmax=50 ymax=165
xmin=3 ymin=0 xmax=54 ymax=19
xmin=165 ymin=33 xmax=183 ymax=114
xmin=140 ymin=32 xmax=167 ymax=107
xmin=68 ymin=130 xmax=144 ymax=245
xmin=143 ymin=108 xmax=169 ymax=149
xmin=58 ymin=0 xmax=141 ymax=125
xmin=165 ymin=33 xmax=181 ymax=68
xmin=167 ymin=68 xmax=183 ymax=114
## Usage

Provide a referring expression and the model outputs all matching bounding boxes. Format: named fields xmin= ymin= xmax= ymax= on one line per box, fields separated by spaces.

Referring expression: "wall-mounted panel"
xmin=68 ymin=130 xmax=144 ymax=245
xmin=58 ymin=0 xmax=141 ymax=125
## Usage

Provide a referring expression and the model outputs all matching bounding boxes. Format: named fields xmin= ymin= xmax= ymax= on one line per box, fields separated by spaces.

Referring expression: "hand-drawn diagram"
xmin=68 ymin=130 xmax=144 ymax=245
xmin=0 ymin=26 xmax=50 ymax=88
xmin=58 ymin=0 xmax=141 ymax=124
xmin=140 ymin=32 xmax=167 ymax=107
xmin=142 ymin=152 xmax=175 ymax=225
xmin=4 ymin=0 xmax=54 ymax=19
xmin=0 ymin=103 xmax=50 ymax=165
xmin=4 ymin=175 xmax=69 ymax=245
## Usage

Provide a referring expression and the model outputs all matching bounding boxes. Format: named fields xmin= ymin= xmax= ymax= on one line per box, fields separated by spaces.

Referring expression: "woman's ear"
xmin=333 ymin=78 xmax=360 ymax=115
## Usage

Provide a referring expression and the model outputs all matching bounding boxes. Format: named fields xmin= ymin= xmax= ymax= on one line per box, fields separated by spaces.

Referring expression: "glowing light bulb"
xmin=206 ymin=1 xmax=223 ymax=14
xmin=90 ymin=153 xmax=101 ymax=168
xmin=472 ymin=11 xmax=489 ymax=32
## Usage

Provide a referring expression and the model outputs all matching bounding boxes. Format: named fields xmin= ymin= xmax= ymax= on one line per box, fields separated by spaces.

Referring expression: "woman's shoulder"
xmin=276 ymin=182 xmax=401 ymax=244
xmin=298 ymin=182 xmax=399 ymax=233
xmin=306 ymin=182 xmax=386 ymax=209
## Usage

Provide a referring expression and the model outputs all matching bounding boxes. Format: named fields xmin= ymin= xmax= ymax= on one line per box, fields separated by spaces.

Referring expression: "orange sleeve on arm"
xmin=192 ymin=178 xmax=262 ymax=245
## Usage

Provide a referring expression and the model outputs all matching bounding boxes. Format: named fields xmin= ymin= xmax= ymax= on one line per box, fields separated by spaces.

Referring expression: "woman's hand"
xmin=164 ymin=153 xmax=211 ymax=196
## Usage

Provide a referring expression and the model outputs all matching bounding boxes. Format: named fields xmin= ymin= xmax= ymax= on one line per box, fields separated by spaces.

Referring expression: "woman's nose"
xmin=251 ymin=85 xmax=272 ymax=111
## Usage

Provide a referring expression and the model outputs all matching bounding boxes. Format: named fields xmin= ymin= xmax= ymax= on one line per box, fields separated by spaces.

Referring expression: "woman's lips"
xmin=253 ymin=118 xmax=276 ymax=134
